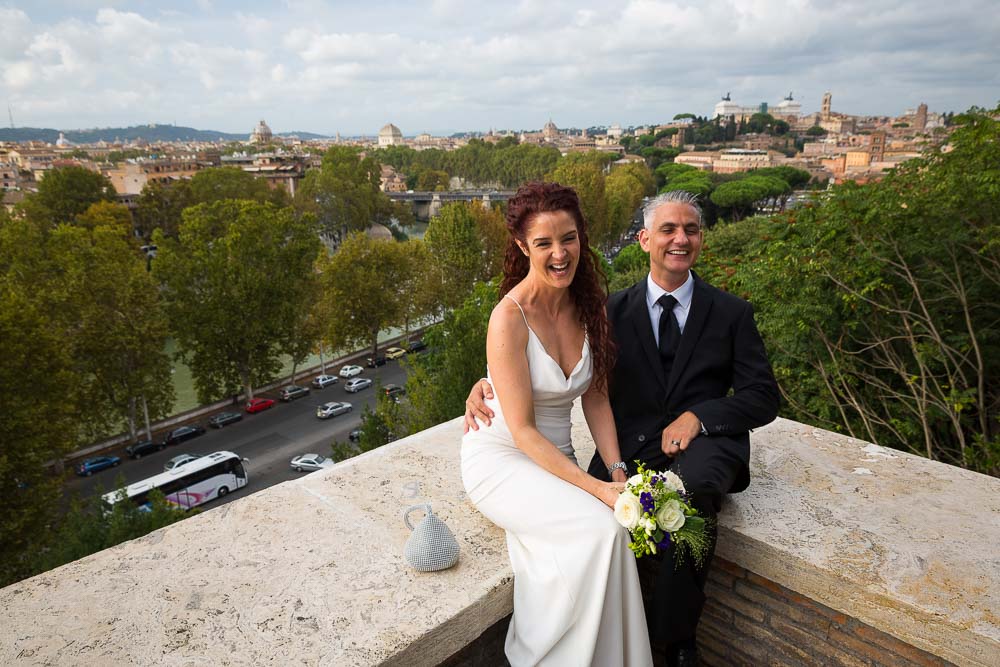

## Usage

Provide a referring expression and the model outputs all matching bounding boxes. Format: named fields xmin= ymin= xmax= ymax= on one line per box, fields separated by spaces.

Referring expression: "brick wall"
xmin=447 ymin=556 xmax=953 ymax=667
xmin=694 ymin=558 xmax=951 ymax=666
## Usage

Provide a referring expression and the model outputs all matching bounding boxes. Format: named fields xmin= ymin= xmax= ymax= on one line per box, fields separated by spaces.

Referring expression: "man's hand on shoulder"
xmin=661 ymin=411 xmax=703 ymax=456
xmin=463 ymin=378 xmax=495 ymax=433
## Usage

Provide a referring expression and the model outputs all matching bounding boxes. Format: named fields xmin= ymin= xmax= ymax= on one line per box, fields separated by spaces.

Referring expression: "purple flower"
xmin=651 ymin=475 xmax=661 ymax=486
xmin=657 ymin=532 xmax=672 ymax=549
xmin=640 ymin=492 xmax=655 ymax=513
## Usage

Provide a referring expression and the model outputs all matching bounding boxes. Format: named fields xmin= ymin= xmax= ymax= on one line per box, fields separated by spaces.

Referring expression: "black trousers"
xmin=635 ymin=435 xmax=745 ymax=645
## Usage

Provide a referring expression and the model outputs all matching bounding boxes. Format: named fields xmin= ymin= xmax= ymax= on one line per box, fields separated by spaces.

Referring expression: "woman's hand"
xmin=595 ymin=480 xmax=626 ymax=509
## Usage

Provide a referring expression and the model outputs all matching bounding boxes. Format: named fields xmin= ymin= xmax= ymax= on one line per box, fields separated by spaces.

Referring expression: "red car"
xmin=245 ymin=397 xmax=275 ymax=414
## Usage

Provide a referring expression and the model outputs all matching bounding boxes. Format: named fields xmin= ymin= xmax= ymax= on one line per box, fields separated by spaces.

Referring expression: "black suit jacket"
xmin=588 ymin=272 xmax=779 ymax=492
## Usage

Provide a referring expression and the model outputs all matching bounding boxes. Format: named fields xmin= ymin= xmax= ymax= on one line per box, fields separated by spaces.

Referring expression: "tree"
xmin=702 ymin=105 xmax=1000 ymax=475
xmin=188 ymin=166 xmax=287 ymax=207
xmin=416 ymin=169 xmax=450 ymax=191
xmin=397 ymin=239 xmax=436 ymax=337
xmin=133 ymin=180 xmax=194 ymax=240
xmin=21 ymin=166 xmax=115 ymax=227
xmin=661 ymin=170 xmax=713 ymax=199
xmin=609 ymin=242 xmax=650 ymax=292
xmin=74 ymin=201 xmax=134 ymax=235
xmin=355 ymin=389 xmax=400 ymax=452
xmin=389 ymin=280 xmax=498 ymax=437
xmin=548 ymin=159 xmax=610 ymax=248
xmin=319 ymin=232 xmax=408 ymax=360
xmin=423 ymin=201 xmax=506 ymax=311
xmin=605 ymin=162 xmax=653 ymax=247
xmin=0 ymin=286 xmax=78 ymax=586
xmin=709 ymin=175 xmax=789 ymax=221
xmin=294 ymin=146 xmax=387 ymax=248
xmin=48 ymin=222 xmax=175 ymax=441
xmin=805 ymin=126 xmax=828 ymax=137
xmin=153 ymin=200 xmax=321 ymax=402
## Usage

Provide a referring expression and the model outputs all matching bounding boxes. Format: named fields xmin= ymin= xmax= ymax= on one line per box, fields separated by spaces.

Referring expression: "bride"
xmin=461 ymin=182 xmax=652 ymax=666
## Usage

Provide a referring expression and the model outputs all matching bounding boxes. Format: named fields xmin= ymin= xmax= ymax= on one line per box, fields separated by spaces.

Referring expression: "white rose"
xmin=655 ymin=499 xmax=686 ymax=532
xmin=614 ymin=491 xmax=642 ymax=530
xmin=661 ymin=471 xmax=686 ymax=493
xmin=627 ymin=474 xmax=644 ymax=489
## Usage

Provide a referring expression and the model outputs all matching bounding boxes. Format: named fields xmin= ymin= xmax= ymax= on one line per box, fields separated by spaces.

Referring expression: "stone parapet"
xmin=1 ymin=413 xmax=998 ymax=665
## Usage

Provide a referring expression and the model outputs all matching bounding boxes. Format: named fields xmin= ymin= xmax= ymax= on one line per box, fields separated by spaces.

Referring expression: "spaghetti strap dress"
xmin=461 ymin=295 xmax=653 ymax=667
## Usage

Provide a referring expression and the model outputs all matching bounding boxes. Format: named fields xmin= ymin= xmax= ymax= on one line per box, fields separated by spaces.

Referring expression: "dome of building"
xmin=250 ymin=120 xmax=273 ymax=144
xmin=774 ymin=93 xmax=801 ymax=118
xmin=55 ymin=132 xmax=72 ymax=147
xmin=713 ymin=96 xmax=742 ymax=119
xmin=542 ymin=119 xmax=559 ymax=138
xmin=378 ymin=123 xmax=403 ymax=147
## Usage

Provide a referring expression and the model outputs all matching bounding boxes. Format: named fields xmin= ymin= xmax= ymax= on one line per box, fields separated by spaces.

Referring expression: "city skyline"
xmin=1 ymin=1 xmax=998 ymax=136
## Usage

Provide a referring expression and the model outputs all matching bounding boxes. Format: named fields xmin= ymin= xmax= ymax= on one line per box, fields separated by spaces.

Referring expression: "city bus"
xmin=102 ymin=451 xmax=249 ymax=511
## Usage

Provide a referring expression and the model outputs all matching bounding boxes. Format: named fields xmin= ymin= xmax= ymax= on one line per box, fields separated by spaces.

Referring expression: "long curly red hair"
xmin=500 ymin=181 xmax=615 ymax=392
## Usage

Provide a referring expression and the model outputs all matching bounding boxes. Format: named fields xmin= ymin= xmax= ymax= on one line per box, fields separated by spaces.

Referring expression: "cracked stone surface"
xmin=1 ymin=413 xmax=997 ymax=666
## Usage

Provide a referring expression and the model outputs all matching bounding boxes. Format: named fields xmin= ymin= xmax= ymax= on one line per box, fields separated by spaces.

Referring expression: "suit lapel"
xmin=624 ymin=279 xmax=668 ymax=392
xmin=665 ymin=273 xmax=713 ymax=399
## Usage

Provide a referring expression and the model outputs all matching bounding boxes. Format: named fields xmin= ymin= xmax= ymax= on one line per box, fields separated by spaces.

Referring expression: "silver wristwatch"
xmin=607 ymin=461 xmax=627 ymax=475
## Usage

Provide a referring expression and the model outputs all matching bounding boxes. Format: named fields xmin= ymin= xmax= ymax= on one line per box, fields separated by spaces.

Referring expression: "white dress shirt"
xmin=645 ymin=271 xmax=694 ymax=346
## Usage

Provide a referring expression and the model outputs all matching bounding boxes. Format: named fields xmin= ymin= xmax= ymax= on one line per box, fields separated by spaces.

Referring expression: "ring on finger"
xmin=670 ymin=439 xmax=681 ymax=446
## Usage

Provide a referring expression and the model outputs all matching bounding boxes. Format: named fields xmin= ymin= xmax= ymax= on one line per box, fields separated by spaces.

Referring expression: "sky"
xmin=1 ymin=0 xmax=998 ymax=136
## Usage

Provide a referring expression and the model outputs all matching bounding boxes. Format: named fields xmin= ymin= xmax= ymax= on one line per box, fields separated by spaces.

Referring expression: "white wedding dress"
xmin=461 ymin=296 xmax=653 ymax=667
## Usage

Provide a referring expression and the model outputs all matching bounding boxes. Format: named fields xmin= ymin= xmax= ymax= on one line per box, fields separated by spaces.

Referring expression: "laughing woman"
xmin=460 ymin=182 xmax=652 ymax=666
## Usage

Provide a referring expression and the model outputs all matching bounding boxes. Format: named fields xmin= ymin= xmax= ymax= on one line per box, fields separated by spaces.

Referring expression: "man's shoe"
xmin=674 ymin=647 xmax=699 ymax=667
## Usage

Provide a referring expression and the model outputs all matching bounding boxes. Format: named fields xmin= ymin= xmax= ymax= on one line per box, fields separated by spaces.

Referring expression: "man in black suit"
xmin=466 ymin=190 xmax=779 ymax=666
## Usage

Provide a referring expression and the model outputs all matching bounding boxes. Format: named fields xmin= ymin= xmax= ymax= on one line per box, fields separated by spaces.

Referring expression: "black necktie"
xmin=657 ymin=294 xmax=681 ymax=369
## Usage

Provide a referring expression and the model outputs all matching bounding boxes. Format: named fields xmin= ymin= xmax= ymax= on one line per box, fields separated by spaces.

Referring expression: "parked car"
xmin=406 ymin=339 xmax=427 ymax=353
xmin=366 ymin=354 xmax=386 ymax=368
xmin=385 ymin=347 xmax=407 ymax=360
xmin=339 ymin=364 xmax=363 ymax=378
xmin=279 ymin=385 xmax=310 ymax=401
xmin=290 ymin=453 xmax=335 ymax=472
xmin=344 ymin=378 xmax=373 ymax=393
xmin=348 ymin=428 xmax=363 ymax=443
xmin=316 ymin=401 xmax=353 ymax=419
xmin=245 ymin=397 xmax=275 ymax=413
xmin=125 ymin=439 xmax=164 ymax=459
xmin=311 ymin=374 xmax=339 ymax=389
xmin=384 ymin=384 xmax=406 ymax=402
xmin=75 ymin=456 xmax=121 ymax=476
xmin=208 ymin=411 xmax=243 ymax=428
xmin=164 ymin=453 xmax=202 ymax=471
xmin=162 ymin=424 xmax=206 ymax=446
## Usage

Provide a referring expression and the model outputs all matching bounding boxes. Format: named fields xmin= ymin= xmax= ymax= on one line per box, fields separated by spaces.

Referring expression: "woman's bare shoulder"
xmin=488 ymin=297 xmax=529 ymax=343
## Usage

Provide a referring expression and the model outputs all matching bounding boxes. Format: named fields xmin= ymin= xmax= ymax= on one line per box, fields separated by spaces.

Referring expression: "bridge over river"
xmin=387 ymin=189 xmax=515 ymax=220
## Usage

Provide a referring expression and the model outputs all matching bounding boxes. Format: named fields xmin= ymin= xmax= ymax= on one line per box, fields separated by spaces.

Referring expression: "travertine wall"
xmin=1 ymin=414 xmax=997 ymax=666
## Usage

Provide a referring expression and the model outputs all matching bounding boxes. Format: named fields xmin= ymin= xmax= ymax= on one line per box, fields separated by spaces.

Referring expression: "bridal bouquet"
xmin=613 ymin=462 xmax=710 ymax=563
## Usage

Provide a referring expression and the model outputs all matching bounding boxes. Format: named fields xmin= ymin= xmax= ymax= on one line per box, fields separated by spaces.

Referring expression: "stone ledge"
xmin=2 ymin=412 xmax=998 ymax=666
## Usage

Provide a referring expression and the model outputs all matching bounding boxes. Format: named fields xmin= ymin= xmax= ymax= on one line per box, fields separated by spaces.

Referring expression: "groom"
xmin=466 ymin=190 xmax=779 ymax=666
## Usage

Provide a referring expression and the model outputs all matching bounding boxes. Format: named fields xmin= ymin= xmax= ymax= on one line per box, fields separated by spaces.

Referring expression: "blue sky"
xmin=2 ymin=1 xmax=998 ymax=135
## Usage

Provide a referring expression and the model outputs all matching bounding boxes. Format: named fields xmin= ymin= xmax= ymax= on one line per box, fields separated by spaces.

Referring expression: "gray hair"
xmin=642 ymin=190 xmax=703 ymax=229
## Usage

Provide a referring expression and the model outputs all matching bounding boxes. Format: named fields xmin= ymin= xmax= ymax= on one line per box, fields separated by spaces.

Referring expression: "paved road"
xmin=64 ymin=361 xmax=411 ymax=509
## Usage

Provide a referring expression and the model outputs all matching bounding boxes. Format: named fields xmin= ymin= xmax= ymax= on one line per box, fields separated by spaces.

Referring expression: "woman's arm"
xmin=580 ymin=384 xmax=628 ymax=483
xmin=487 ymin=303 xmax=621 ymax=508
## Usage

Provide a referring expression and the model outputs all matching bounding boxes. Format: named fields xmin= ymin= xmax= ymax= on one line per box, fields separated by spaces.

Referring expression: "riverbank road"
xmin=63 ymin=362 xmax=411 ymax=509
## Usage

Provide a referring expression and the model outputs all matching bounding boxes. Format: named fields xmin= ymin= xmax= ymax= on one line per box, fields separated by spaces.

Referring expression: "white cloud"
xmin=0 ymin=7 xmax=33 ymax=59
xmin=0 ymin=1 xmax=996 ymax=134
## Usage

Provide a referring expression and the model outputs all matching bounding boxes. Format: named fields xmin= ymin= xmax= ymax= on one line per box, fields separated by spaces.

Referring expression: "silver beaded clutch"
xmin=403 ymin=503 xmax=460 ymax=572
